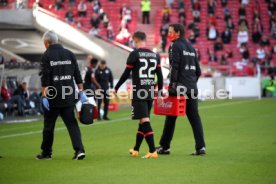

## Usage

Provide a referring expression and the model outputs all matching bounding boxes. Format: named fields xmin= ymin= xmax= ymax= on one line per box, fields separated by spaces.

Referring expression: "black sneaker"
xmin=97 ymin=117 xmax=102 ymax=121
xmin=73 ymin=151 xmax=85 ymax=160
xmin=191 ymin=147 xmax=206 ymax=156
xmin=36 ymin=153 xmax=52 ymax=160
xmin=156 ymin=146 xmax=170 ymax=155
xmin=103 ymin=117 xmax=111 ymax=121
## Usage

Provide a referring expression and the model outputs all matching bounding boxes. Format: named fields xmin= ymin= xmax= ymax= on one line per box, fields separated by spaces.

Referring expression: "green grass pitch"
xmin=0 ymin=99 xmax=275 ymax=184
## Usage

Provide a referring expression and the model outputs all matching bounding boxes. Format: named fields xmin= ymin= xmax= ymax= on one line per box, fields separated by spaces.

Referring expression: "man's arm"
xmin=195 ymin=49 xmax=201 ymax=82
xmin=72 ymin=53 xmax=84 ymax=90
xmin=114 ymin=67 xmax=132 ymax=92
xmin=109 ymin=68 xmax=114 ymax=88
xmin=40 ymin=54 xmax=51 ymax=96
xmin=170 ymin=43 xmax=181 ymax=84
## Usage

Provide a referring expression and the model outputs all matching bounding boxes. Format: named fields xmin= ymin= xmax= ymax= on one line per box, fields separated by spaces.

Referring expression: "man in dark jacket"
xmin=157 ymin=23 xmax=206 ymax=156
xmin=37 ymin=31 xmax=88 ymax=160
xmin=95 ymin=60 xmax=113 ymax=120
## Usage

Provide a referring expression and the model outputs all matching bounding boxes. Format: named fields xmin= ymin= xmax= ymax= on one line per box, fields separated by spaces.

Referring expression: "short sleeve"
xmin=126 ymin=51 xmax=137 ymax=68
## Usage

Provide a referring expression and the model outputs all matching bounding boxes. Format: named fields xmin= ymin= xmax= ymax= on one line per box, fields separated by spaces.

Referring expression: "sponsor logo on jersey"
xmin=53 ymin=75 xmax=72 ymax=81
xmin=183 ymin=50 xmax=196 ymax=57
xmin=140 ymin=79 xmax=155 ymax=85
xmin=50 ymin=60 xmax=72 ymax=66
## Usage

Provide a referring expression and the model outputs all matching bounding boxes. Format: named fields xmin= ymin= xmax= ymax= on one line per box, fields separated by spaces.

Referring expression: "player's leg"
xmin=186 ymin=94 xmax=206 ymax=155
xmin=103 ymin=90 xmax=110 ymax=120
xmin=97 ymin=96 xmax=103 ymax=120
xmin=157 ymin=115 xmax=177 ymax=154
xmin=37 ymin=107 xmax=59 ymax=160
xmin=140 ymin=100 xmax=158 ymax=158
xmin=60 ymin=106 xmax=85 ymax=160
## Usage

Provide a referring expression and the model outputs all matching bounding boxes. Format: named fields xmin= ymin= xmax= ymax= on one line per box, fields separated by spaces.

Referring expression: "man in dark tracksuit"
xmin=95 ymin=60 xmax=113 ymax=120
xmin=37 ymin=31 xmax=88 ymax=160
xmin=84 ymin=58 xmax=101 ymax=96
xmin=156 ymin=23 xmax=206 ymax=155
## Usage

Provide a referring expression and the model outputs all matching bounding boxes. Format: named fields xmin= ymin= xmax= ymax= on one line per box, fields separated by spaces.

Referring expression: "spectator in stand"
xmin=162 ymin=6 xmax=171 ymax=24
xmin=272 ymin=44 xmax=276 ymax=54
xmin=16 ymin=0 xmax=26 ymax=9
xmin=192 ymin=0 xmax=201 ymax=22
xmin=237 ymin=26 xmax=249 ymax=47
xmin=214 ymin=38 xmax=224 ymax=52
xmin=268 ymin=0 xmax=276 ymax=16
xmin=89 ymin=28 xmax=99 ymax=36
xmin=208 ymin=13 xmax=217 ymax=26
xmin=120 ymin=4 xmax=132 ymax=23
xmin=252 ymin=18 xmax=263 ymax=43
xmin=207 ymin=0 xmax=216 ymax=15
xmin=54 ymin=0 xmax=63 ymax=10
xmin=65 ymin=8 xmax=74 ymax=24
xmin=208 ymin=49 xmax=218 ymax=62
xmin=178 ymin=8 xmax=186 ymax=25
xmin=226 ymin=18 xmax=235 ymax=31
xmin=241 ymin=0 xmax=250 ymax=5
xmin=189 ymin=30 xmax=196 ymax=44
xmin=77 ymin=18 xmax=82 ymax=28
xmin=188 ymin=22 xmax=200 ymax=38
xmin=107 ymin=23 xmax=114 ymax=40
xmin=256 ymin=45 xmax=266 ymax=63
xmin=220 ymin=54 xmax=229 ymax=65
xmin=93 ymin=0 xmax=101 ymax=14
xmin=166 ymin=0 xmax=174 ymax=8
xmin=260 ymin=35 xmax=270 ymax=47
xmin=69 ymin=0 xmax=75 ymax=6
xmin=90 ymin=14 xmax=100 ymax=29
xmin=115 ymin=28 xmax=131 ymax=46
xmin=240 ymin=43 xmax=250 ymax=61
xmin=239 ymin=4 xmax=246 ymax=19
xmin=141 ymin=0 xmax=151 ymax=24
xmin=224 ymin=7 xmax=231 ymax=21
xmin=239 ymin=19 xmax=249 ymax=31
xmin=103 ymin=14 xmax=109 ymax=28
xmin=160 ymin=24 xmax=169 ymax=52
xmin=0 ymin=0 xmax=8 ymax=6
xmin=207 ymin=25 xmax=219 ymax=40
xmin=178 ymin=0 xmax=185 ymax=9
xmin=221 ymin=0 xmax=228 ymax=7
xmin=78 ymin=0 xmax=87 ymax=17
xmin=221 ymin=27 xmax=232 ymax=44
xmin=0 ymin=51 xmax=4 ymax=64
xmin=271 ymin=18 xmax=276 ymax=39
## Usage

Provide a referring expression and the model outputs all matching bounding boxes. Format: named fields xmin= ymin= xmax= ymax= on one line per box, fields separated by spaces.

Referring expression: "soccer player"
xmin=114 ymin=31 xmax=163 ymax=158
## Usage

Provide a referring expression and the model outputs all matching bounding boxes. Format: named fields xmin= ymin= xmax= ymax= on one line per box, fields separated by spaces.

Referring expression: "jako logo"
xmin=60 ymin=75 xmax=72 ymax=80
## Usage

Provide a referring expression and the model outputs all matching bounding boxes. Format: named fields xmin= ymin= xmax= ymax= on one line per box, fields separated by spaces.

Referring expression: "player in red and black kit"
xmin=114 ymin=31 xmax=163 ymax=158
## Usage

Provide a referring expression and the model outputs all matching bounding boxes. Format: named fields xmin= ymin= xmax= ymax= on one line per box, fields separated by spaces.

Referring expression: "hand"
xmin=41 ymin=97 xmax=50 ymax=111
xmin=157 ymin=95 xmax=163 ymax=105
xmin=168 ymin=82 xmax=177 ymax=96
xmin=79 ymin=91 xmax=88 ymax=104
xmin=113 ymin=88 xmax=118 ymax=95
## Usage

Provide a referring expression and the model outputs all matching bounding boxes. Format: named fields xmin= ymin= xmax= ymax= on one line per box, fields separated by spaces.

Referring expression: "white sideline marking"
xmin=0 ymin=100 xmax=256 ymax=140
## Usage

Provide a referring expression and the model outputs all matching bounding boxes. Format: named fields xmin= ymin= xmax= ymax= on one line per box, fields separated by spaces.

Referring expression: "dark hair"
xmin=100 ymin=60 xmax=106 ymax=65
xmin=169 ymin=23 xmax=185 ymax=38
xmin=90 ymin=58 xmax=98 ymax=65
xmin=132 ymin=31 xmax=146 ymax=41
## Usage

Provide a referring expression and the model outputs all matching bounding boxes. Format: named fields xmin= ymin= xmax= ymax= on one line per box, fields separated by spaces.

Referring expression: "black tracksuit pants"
xmin=41 ymin=106 xmax=84 ymax=155
xmin=97 ymin=89 xmax=109 ymax=118
xmin=159 ymin=94 xmax=205 ymax=150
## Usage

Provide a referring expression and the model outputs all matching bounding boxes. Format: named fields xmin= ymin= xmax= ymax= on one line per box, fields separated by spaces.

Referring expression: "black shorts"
xmin=131 ymin=100 xmax=153 ymax=120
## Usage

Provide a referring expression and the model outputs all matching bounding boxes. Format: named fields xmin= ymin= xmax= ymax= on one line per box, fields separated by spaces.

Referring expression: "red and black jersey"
xmin=115 ymin=48 xmax=163 ymax=100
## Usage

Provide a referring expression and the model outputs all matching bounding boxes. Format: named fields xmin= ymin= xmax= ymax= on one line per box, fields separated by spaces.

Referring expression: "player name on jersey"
xmin=138 ymin=52 xmax=157 ymax=58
